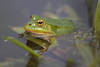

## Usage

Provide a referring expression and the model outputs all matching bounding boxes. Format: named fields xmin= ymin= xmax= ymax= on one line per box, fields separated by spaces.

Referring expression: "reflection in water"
xmin=26 ymin=38 xmax=51 ymax=53
xmin=25 ymin=36 xmax=53 ymax=67
xmin=26 ymin=55 xmax=40 ymax=67
xmin=24 ymin=35 xmax=53 ymax=54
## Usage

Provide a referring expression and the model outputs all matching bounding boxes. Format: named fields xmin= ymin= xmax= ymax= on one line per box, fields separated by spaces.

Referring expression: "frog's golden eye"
xmin=37 ymin=21 xmax=43 ymax=24
xmin=37 ymin=19 xmax=44 ymax=27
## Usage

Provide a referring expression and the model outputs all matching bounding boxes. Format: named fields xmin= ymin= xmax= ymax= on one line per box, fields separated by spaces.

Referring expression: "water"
xmin=0 ymin=0 xmax=92 ymax=67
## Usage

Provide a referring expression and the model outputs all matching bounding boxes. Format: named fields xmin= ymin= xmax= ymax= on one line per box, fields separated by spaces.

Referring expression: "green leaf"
xmin=94 ymin=0 xmax=100 ymax=44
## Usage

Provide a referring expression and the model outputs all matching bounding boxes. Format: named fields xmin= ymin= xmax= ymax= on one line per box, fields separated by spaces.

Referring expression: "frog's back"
xmin=45 ymin=18 xmax=75 ymax=27
xmin=44 ymin=18 xmax=76 ymax=36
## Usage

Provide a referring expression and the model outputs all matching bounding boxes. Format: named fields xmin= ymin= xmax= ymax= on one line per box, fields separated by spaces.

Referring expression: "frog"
xmin=23 ymin=15 xmax=57 ymax=53
xmin=12 ymin=15 xmax=76 ymax=53
xmin=24 ymin=15 xmax=56 ymax=39
xmin=24 ymin=15 xmax=75 ymax=37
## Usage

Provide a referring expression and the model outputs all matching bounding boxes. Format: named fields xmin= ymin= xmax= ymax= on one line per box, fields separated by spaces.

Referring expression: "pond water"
xmin=0 ymin=0 xmax=93 ymax=67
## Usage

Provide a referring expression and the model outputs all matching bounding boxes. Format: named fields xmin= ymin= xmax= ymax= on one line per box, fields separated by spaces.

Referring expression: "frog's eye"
xmin=37 ymin=21 xmax=43 ymax=24
xmin=37 ymin=19 xmax=44 ymax=27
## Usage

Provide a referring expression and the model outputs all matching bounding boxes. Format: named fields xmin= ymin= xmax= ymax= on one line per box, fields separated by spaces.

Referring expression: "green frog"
xmin=12 ymin=15 xmax=76 ymax=53
xmin=24 ymin=15 xmax=75 ymax=37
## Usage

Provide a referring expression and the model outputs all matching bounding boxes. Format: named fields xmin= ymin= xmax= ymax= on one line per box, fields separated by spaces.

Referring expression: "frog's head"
xmin=24 ymin=15 xmax=56 ymax=36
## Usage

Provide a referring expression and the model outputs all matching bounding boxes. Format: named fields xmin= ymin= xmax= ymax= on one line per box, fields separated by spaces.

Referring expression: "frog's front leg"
xmin=39 ymin=46 xmax=48 ymax=55
xmin=39 ymin=41 xmax=51 ymax=54
xmin=39 ymin=38 xmax=56 ymax=54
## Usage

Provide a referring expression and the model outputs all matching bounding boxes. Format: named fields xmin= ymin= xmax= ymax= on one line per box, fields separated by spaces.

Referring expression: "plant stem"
xmin=94 ymin=0 xmax=100 ymax=46
xmin=2 ymin=36 xmax=41 ymax=58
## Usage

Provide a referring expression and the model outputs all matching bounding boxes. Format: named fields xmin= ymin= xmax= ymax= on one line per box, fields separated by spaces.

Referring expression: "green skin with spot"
xmin=23 ymin=15 xmax=75 ymax=52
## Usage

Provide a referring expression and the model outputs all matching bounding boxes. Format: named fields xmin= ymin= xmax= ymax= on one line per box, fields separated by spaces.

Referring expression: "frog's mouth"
xmin=24 ymin=27 xmax=56 ymax=36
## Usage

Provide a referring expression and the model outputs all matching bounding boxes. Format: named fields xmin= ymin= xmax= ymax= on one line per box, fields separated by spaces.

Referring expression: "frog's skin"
xmin=24 ymin=15 xmax=75 ymax=37
xmin=24 ymin=15 xmax=56 ymax=38
xmin=23 ymin=15 xmax=75 ymax=53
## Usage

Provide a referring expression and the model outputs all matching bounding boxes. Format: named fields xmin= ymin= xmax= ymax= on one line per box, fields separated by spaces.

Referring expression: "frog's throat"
xmin=24 ymin=27 xmax=56 ymax=36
